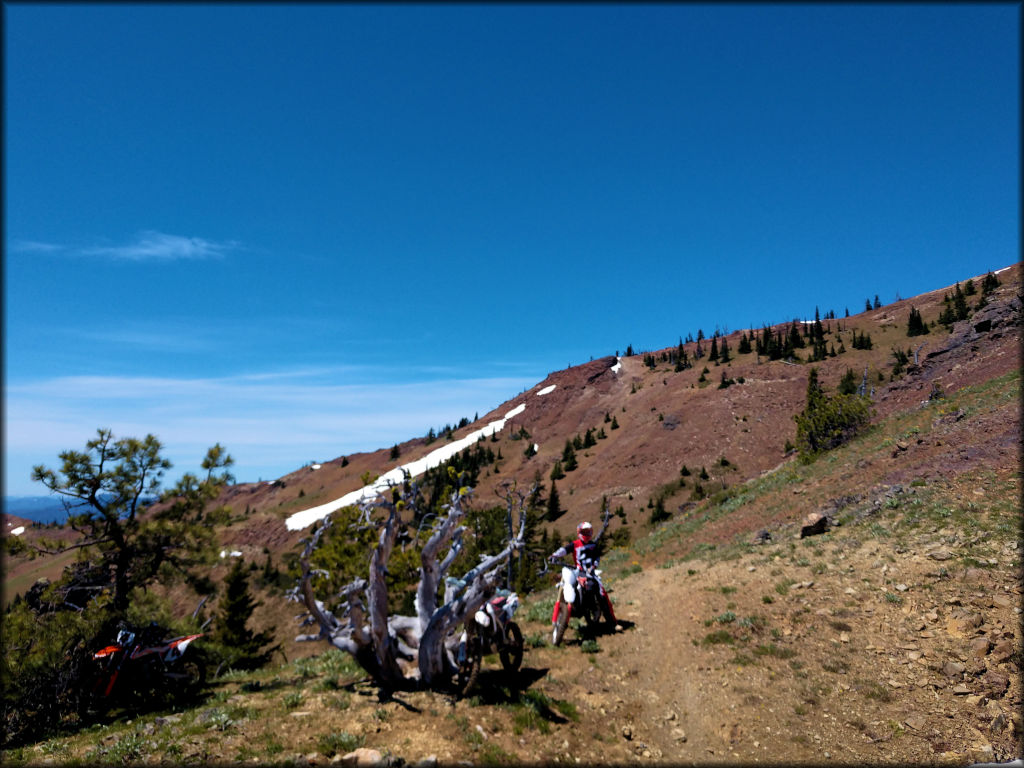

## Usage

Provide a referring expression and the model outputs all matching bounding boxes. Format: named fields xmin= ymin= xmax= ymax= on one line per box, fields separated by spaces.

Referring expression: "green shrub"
xmin=318 ymin=731 xmax=363 ymax=757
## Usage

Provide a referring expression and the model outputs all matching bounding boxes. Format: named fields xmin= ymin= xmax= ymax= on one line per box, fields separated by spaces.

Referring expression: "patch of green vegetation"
xmin=754 ymin=643 xmax=796 ymax=659
xmin=521 ymin=597 xmax=556 ymax=623
xmin=774 ymin=578 xmax=796 ymax=596
xmin=318 ymin=731 xmax=363 ymax=757
xmin=859 ymin=680 xmax=893 ymax=702
xmin=822 ymin=658 xmax=849 ymax=674
xmin=701 ymin=629 xmax=734 ymax=646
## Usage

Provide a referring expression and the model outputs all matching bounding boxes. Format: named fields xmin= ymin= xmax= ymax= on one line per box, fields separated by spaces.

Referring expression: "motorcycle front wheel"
xmin=455 ymin=635 xmax=482 ymax=697
xmin=168 ymin=652 xmax=207 ymax=702
xmin=499 ymin=621 xmax=524 ymax=673
xmin=551 ymin=597 xmax=570 ymax=646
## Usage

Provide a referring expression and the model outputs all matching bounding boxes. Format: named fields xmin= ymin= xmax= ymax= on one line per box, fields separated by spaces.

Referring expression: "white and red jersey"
xmin=552 ymin=537 xmax=600 ymax=571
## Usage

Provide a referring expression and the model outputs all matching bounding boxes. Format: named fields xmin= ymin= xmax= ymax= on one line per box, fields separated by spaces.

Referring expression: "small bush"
xmin=701 ymin=630 xmax=734 ymax=646
xmin=318 ymin=732 xmax=363 ymax=757
xmin=754 ymin=643 xmax=796 ymax=659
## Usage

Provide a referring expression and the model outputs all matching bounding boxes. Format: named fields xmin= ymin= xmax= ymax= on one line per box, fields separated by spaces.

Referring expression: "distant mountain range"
xmin=2 ymin=496 xmax=70 ymax=524
xmin=2 ymin=494 xmax=161 ymax=525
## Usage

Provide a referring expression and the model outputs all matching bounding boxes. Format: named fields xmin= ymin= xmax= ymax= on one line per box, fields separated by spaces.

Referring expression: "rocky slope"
xmin=2 ymin=264 xmax=1020 ymax=765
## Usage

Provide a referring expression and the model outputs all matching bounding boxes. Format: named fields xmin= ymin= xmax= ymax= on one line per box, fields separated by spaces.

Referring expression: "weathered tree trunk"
xmin=293 ymin=481 xmax=530 ymax=693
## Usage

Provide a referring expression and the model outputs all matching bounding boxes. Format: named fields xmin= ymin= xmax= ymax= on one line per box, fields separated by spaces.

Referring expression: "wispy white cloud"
xmin=11 ymin=232 xmax=237 ymax=261
xmin=11 ymin=240 xmax=65 ymax=254
xmin=3 ymin=369 xmax=538 ymax=495
xmin=81 ymin=231 xmax=237 ymax=261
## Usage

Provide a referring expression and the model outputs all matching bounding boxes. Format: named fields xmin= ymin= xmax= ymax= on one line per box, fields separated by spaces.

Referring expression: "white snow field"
xmin=285 ymin=393 xmax=545 ymax=531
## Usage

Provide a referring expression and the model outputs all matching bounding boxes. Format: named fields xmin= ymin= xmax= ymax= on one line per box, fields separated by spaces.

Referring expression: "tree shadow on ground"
xmin=455 ymin=666 xmax=556 ymax=707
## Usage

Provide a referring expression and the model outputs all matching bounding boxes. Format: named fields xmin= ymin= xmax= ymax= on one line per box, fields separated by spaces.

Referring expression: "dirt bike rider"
xmin=549 ymin=521 xmax=618 ymax=628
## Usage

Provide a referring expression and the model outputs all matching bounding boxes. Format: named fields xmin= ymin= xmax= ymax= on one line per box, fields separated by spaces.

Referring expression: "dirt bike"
xmin=78 ymin=623 xmax=206 ymax=720
xmin=551 ymin=563 xmax=607 ymax=645
xmin=454 ymin=591 xmax=524 ymax=696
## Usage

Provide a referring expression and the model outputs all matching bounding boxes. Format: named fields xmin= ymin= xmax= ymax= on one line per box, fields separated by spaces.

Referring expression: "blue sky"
xmin=4 ymin=3 xmax=1019 ymax=496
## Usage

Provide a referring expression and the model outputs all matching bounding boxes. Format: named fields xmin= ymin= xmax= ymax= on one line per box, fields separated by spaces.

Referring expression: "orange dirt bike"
xmin=77 ymin=623 xmax=206 ymax=720
xmin=551 ymin=563 xmax=608 ymax=645
xmin=454 ymin=591 xmax=524 ymax=696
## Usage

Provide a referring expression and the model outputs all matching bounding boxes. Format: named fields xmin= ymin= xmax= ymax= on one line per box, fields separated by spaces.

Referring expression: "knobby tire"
xmin=552 ymin=597 xmax=570 ymax=646
xmin=499 ymin=622 xmax=524 ymax=673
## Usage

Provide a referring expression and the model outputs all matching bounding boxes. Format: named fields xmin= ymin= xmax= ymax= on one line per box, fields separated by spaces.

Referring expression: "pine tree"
xmin=737 ymin=332 xmax=751 ymax=355
xmin=550 ymin=460 xmax=565 ymax=481
xmin=546 ymin=480 xmax=563 ymax=520
xmin=873 ymin=295 xmax=882 ymax=309
xmin=719 ymin=337 xmax=730 ymax=363
xmin=649 ymin=495 xmax=671 ymax=525
xmin=793 ymin=367 xmax=871 ymax=458
xmin=562 ymin=440 xmax=578 ymax=471
xmin=708 ymin=335 xmax=719 ymax=362
xmin=838 ymin=368 xmax=857 ymax=395
xmin=982 ymin=270 xmax=1001 ymax=294
xmin=211 ymin=559 xmax=279 ymax=671
xmin=953 ymin=282 xmax=970 ymax=321
xmin=907 ymin=306 xmax=929 ymax=336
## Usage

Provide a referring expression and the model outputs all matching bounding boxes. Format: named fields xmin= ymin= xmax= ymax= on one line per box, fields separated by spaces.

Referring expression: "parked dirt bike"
xmin=77 ymin=623 xmax=206 ymax=720
xmin=454 ymin=591 xmax=524 ymax=696
xmin=551 ymin=563 xmax=607 ymax=645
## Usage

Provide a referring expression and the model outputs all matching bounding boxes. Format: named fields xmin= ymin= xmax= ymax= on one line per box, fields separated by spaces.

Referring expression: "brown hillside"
xmin=3 ymin=264 xmax=1020 ymax=765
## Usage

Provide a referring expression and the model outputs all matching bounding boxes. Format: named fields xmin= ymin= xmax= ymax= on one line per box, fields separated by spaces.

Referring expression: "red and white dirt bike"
xmin=454 ymin=591 xmax=524 ymax=696
xmin=78 ymin=623 xmax=206 ymax=720
xmin=551 ymin=563 xmax=609 ymax=645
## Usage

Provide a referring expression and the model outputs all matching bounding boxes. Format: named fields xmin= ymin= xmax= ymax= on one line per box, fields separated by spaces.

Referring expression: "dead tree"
xmin=290 ymin=479 xmax=530 ymax=693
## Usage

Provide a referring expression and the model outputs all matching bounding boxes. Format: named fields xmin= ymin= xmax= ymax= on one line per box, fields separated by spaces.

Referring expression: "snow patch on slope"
xmin=286 ymin=401 xmax=529 ymax=531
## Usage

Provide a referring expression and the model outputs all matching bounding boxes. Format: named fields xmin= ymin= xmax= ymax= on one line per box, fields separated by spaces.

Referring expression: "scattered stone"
xmin=339 ymin=749 xmax=384 ymax=767
xmin=896 ymin=584 xmax=909 ymax=592
xmin=800 ymin=513 xmax=830 ymax=538
xmin=981 ymin=670 xmax=1009 ymax=697
xmin=943 ymin=661 xmax=966 ymax=677
xmin=927 ymin=550 xmax=953 ymax=561
xmin=989 ymin=713 xmax=1008 ymax=734
xmin=904 ymin=715 xmax=926 ymax=731
xmin=992 ymin=594 xmax=1013 ymax=609
xmin=991 ymin=639 xmax=1014 ymax=662
xmin=671 ymin=728 xmax=687 ymax=742
xmin=410 ymin=758 xmax=437 ymax=768
xmin=952 ymin=684 xmax=972 ymax=695
xmin=622 ymin=725 xmax=633 ymax=741
xmin=970 ymin=637 xmax=992 ymax=658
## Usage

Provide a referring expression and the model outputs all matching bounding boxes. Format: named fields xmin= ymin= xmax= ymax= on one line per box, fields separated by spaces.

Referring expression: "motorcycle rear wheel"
xmin=499 ymin=621 xmax=524 ymax=673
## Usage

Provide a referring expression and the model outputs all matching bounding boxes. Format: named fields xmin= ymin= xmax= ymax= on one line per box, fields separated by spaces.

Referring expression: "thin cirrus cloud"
xmin=3 ymin=369 xmax=538 ymax=494
xmin=12 ymin=231 xmax=237 ymax=261
xmin=81 ymin=231 xmax=237 ymax=260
